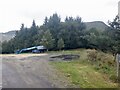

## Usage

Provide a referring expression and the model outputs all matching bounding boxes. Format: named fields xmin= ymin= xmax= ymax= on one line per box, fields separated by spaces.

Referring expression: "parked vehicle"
xmin=15 ymin=46 xmax=47 ymax=54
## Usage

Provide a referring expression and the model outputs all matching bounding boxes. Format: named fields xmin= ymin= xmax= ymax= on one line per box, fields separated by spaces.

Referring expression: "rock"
xmin=66 ymin=74 xmax=71 ymax=77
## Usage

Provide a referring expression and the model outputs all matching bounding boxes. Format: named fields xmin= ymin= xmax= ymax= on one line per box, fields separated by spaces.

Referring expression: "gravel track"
xmin=1 ymin=54 xmax=72 ymax=88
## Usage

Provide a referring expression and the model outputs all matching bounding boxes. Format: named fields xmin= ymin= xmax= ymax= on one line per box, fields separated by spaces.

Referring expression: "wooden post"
xmin=116 ymin=54 xmax=120 ymax=86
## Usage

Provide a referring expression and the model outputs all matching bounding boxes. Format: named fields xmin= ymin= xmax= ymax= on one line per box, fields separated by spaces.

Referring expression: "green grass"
xmin=50 ymin=49 xmax=118 ymax=88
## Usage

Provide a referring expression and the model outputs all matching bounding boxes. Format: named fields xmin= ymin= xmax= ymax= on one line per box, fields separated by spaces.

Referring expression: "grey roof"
xmin=19 ymin=45 xmax=46 ymax=53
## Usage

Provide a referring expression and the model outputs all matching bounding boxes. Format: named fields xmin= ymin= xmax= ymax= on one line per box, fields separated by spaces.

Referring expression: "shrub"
xmin=87 ymin=49 xmax=98 ymax=62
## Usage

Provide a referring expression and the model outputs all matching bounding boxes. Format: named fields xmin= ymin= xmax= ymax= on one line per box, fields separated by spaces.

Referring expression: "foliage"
xmin=87 ymin=49 xmax=98 ymax=62
xmin=1 ymin=13 xmax=86 ymax=53
xmin=40 ymin=30 xmax=55 ymax=50
xmin=1 ymin=13 xmax=119 ymax=54
xmin=108 ymin=15 xmax=120 ymax=54
xmin=57 ymin=38 xmax=64 ymax=50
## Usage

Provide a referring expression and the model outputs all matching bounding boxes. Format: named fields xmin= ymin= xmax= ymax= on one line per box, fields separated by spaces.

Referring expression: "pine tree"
xmin=57 ymin=38 xmax=64 ymax=50
xmin=44 ymin=17 xmax=48 ymax=25
xmin=32 ymin=20 xmax=36 ymax=28
xmin=20 ymin=24 xmax=24 ymax=30
xmin=41 ymin=30 xmax=55 ymax=50
xmin=109 ymin=15 xmax=120 ymax=54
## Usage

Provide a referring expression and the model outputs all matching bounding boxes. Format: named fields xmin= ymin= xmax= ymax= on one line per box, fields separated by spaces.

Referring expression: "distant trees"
xmin=1 ymin=13 xmax=120 ymax=55
xmin=2 ymin=40 xmax=15 ymax=53
xmin=84 ymin=28 xmax=112 ymax=52
xmin=41 ymin=13 xmax=86 ymax=50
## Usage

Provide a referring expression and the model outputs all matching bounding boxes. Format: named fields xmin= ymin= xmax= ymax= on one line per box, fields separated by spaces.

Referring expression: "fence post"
xmin=116 ymin=54 xmax=120 ymax=86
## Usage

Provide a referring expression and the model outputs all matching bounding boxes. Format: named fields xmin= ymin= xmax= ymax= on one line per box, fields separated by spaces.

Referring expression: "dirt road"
xmin=1 ymin=54 xmax=71 ymax=88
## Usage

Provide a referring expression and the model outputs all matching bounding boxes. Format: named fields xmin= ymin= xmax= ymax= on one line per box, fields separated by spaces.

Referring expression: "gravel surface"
xmin=1 ymin=54 xmax=72 ymax=88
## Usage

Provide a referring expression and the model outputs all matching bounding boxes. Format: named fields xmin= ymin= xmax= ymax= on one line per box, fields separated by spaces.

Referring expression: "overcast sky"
xmin=0 ymin=0 xmax=119 ymax=32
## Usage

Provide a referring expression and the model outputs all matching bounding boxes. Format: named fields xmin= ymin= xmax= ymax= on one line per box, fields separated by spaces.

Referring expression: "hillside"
xmin=85 ymin=21 xmax=109 ymax=31
xmin=0 ymin=21 xmax=108 ymax=42
xmin=0 ymin=30 xmax=16 ymax=42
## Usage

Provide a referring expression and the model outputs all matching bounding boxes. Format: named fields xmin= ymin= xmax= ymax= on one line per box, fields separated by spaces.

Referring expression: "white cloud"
xmin=0 ymin=0 xmax=119 ymax=32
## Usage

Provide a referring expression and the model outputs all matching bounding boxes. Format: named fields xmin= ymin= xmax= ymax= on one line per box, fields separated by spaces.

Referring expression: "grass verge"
xmin=50 ymin=49 xmax=118 ymax=88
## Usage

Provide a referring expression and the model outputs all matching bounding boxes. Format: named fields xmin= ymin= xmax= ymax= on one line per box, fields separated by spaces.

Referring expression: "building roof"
xmin=19 ymin=45 xmax=46 ymax=53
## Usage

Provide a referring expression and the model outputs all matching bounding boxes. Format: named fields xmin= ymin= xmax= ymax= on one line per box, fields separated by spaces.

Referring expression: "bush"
xmin=87 ymin=49 xmax=98 ymax=62
xmin=97 ymin=52 xmax=115 ymax=67
xmin=87 ymin=49 xmax=115 ymax=67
